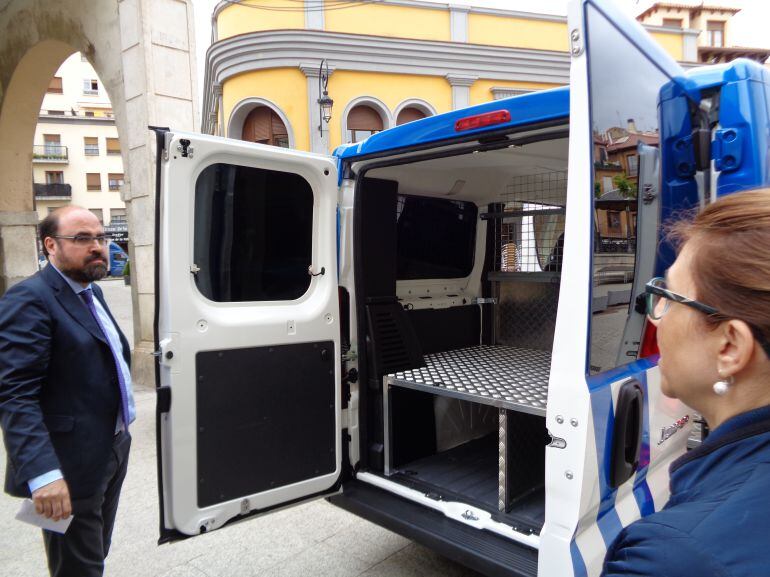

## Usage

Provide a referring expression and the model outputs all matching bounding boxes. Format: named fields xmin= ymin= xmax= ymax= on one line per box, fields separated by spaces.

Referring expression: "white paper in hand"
xmin=15 ymin=498 xmax=73 ymax=534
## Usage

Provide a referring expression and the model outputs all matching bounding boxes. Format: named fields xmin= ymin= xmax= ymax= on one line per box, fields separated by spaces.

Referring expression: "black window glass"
xmin=396 ymin=195 xmax=477 ymax=280
xmin=194 ymin=163 xmax=313 ymax=302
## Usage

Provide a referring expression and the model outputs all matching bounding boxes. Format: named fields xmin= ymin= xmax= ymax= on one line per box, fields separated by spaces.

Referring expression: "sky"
xmin=190 ymin=0 xmax=770 ymax=119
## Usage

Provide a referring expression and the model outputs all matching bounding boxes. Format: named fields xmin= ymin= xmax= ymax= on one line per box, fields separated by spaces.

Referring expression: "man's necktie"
xmin=80 ymin=288 xmax=130 ymax=432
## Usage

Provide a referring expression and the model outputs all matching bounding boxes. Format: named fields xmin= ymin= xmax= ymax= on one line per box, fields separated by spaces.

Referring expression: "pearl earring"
xmin=713 ymin=374 xmax=734 ymax=396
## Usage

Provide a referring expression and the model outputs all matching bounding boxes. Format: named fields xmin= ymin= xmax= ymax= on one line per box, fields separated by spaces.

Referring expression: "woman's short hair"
xmin=668 ymin=188 xmax=770 ymax=348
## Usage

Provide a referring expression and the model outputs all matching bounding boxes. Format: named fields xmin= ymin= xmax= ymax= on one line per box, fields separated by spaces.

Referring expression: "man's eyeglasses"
xmin=52 ymin=234 xmax=112 ymax=246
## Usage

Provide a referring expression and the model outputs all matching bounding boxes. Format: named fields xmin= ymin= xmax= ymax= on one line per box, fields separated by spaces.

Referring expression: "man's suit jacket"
xmin=0 ymin=264 xmax=130 ymax=500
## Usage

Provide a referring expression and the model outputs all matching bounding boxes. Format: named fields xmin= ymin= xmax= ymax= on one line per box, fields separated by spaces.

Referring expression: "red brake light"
xmin=455 ymin=110 xmax=511 ymax=132
xmin=639 ymin=320 xmax=659 ymax=358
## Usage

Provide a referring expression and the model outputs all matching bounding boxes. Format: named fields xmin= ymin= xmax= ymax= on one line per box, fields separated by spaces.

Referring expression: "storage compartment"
xmin=352 ymin=131 xmax=568 ymax=540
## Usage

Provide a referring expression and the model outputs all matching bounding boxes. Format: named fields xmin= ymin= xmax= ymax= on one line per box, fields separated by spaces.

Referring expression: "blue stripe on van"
xmin=587 ymin=357 xmax=658 ymax=547
xmin=570 ymin=538 xmax=589 ymax=577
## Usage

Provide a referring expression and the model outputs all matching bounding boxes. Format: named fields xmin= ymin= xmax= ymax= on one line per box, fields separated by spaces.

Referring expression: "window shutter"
xmin=347 ymin=105 xmax=383 ymax=131
xmin=86 ymin=173 xmax=101 ymax=190
xmin=396 ymin=107 xmax=427 ymax=126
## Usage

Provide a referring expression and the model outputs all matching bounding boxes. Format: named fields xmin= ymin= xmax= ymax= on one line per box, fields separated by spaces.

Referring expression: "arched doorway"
xmin=241 ymin=106 xmax=290 ymax=148
xmin=396 ymin=106 xmax=428 ymax=125
xmin=346 ymin=104 xmax=384 ymax=143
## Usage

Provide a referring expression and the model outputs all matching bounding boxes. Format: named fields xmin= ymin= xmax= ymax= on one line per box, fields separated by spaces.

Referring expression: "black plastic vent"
xmin=366 ymin=302 xmax=424 ymax=376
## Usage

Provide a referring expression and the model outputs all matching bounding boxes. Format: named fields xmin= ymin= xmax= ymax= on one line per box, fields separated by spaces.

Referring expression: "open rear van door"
xmin=154 ymin=131 xmax=342 ymax=541
xmin=540 ymin=2 xmax=700 ymax=575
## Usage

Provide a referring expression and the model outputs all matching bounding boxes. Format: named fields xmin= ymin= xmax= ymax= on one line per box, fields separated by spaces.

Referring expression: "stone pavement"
xmin=0 ymin=280 xmax=481 ymax=577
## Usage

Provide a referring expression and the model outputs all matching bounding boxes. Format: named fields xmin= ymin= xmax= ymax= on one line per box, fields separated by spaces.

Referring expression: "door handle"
xmin=610 ymin=379 xmax=644 ymax=488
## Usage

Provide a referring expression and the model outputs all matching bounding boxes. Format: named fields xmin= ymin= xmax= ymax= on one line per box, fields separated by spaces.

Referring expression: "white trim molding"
xmin=341 ymin=96 xmax=394 ymax=146
xmin=227 ymin=97 xmax=296 ymax=148
xmin=446 ymin=73 xmax=477 ymax=110
xmin=200 ymin=29 xmax=571 ymax=132
xmin=305 ymin=0 xmax=324 ymax=30
xmin=490 ymin=87 xmax=535 ymax=100
xmin=393 ymin=98 xmax=438 ymax=123
xmin=450 ymin=4 xmax=470 ymax=43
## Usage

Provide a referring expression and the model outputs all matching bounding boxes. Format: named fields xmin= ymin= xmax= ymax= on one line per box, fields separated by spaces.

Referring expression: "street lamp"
xmin=318 ymin=59 xmax=333 ymax=133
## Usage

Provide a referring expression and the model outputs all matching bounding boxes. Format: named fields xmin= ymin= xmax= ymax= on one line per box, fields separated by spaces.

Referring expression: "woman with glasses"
xmin=602 ymin=189 xmax=770 ymax=577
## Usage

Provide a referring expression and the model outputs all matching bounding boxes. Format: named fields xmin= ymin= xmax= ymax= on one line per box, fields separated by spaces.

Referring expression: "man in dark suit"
xmin=0 ymin=206 xmax=134 ymax=577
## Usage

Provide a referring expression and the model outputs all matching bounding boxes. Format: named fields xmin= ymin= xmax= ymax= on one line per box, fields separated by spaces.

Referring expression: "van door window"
xmin=193 ymin=163 xmax=313 ymax=302
xmin=587 ymin=5 xmax=665 ymax=374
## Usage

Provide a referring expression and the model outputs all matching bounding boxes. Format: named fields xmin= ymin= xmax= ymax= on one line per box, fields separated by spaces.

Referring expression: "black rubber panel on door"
xmin=196 ymin=341 xmax=336 ymax=508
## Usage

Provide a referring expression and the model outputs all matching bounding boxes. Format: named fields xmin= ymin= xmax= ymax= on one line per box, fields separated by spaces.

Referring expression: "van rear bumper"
xmin=328 ymin=478 xmax=538 ymax=577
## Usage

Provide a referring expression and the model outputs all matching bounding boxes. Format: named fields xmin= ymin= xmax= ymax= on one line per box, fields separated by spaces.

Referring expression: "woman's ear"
xmin=716 ymin=319 xmax=756 ymax=378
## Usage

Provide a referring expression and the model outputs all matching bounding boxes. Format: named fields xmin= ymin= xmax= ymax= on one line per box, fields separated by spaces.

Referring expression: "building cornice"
xmin=36 ymin=115 xmax=116 ymax=126
xmin=202 ymin=29 xmax=571 ymax=132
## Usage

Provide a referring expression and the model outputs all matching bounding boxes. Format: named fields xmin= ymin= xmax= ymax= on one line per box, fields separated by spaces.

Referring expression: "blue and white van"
xmin=154 ymin=1 xmax=770 ymax=575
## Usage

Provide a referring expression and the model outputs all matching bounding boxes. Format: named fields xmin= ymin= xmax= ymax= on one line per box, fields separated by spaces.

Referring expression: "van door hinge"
xmin=190 ymin=264 xmax=200 ymax=275
xmin=712 ymin=128 xmax=742 ymax=172
xmin=177 ymin=139 xmax=193 ymax=158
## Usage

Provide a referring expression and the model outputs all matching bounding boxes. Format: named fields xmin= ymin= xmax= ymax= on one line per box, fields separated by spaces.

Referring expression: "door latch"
xmin=177 ymin=139 xmax=193 ymax=158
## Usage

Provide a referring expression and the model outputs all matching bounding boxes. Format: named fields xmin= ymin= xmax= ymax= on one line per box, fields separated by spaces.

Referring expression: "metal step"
xmin=328 ymin=478 xmax=538 ymax=577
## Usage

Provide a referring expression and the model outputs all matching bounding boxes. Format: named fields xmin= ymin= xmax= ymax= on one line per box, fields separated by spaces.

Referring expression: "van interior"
xmin=351 ymin=124 xmax=570 ymax=536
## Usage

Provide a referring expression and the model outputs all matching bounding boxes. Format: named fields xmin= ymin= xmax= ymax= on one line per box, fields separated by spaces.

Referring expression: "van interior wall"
xmin=354 ymin=137 xmax=567 ymax=524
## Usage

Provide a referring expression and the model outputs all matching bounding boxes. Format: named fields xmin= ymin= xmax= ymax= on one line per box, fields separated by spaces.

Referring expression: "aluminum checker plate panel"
xmin=387 ymin=345 xmax=550 ymax=416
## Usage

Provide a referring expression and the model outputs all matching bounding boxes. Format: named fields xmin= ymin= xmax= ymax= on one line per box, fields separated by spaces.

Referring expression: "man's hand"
xmin=32 ymin=478 xmax=71 ymax=521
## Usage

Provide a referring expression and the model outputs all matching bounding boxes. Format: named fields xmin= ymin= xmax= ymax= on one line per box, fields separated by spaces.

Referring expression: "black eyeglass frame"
xmin=644 ymin=277 xmax=718 ymax=320
xmin=644 ymin=276 xmax=770 ymax=357
xmin=51 ymin=234 xmax=112 ymax=245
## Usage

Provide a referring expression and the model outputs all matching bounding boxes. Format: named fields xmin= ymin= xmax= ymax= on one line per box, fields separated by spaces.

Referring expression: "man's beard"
xmin=60 ymin=255 xmax=108 ymax=283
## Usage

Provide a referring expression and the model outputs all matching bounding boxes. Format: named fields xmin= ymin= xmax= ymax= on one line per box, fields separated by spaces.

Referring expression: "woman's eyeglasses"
xmin=644 ymin=277 xmax=718 ymax=320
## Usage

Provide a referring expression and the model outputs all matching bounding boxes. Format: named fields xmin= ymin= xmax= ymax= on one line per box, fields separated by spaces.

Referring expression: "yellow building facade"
xmin=203 ymin=0 xmax=697 ymax=154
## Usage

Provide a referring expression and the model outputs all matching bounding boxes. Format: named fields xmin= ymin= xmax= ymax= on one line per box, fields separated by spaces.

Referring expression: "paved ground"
xmin=0 ymin=280 xmax=481 ymax=577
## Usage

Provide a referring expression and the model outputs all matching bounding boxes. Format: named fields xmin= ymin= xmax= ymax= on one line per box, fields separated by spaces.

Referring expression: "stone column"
xmin=0 ymin=212 xmax=39 ymax=293
xmin=446 ymin=74 xmax=478 ymax=110
xmin=449 ymin=4 xmax=470 ymax=43
xmin=300 ymin=63 xmax=335 ymax=154
xmin=118 ymin=0 xmax=198 ymax=389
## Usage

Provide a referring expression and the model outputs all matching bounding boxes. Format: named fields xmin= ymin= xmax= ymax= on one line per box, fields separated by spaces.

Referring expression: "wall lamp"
xmin=318 ymin=59 xmax=334 ymax=133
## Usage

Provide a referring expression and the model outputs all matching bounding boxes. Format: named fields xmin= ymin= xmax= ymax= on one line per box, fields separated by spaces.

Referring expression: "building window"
xmin=83 ymin=78 xmax=99 ymax=95
xmin=396 ymin=107 xmax=428 ymax=126
xmin=43 ymin=134 xmax=61 ymax=156
xmin=707 ymin=21 xmax=725 ymax=47
xmin=346 ymin=105 xmax=383 ymax=143
xmin=106 ymin=138 xmax=121 ymax=155
xmin=194 ymin=163 xmax=313 ymax=302
xmin=47 ymin=76 xmax=63 ymax=94
xmin=108 ymin=173 xmax=124 ymax=191
xmin=84 ymin=111 xmax=95 ymax=117
xmin=109 ymin=209 xmax=127 ymax=224
xmin=626 ymin=154 xmax=638 ymax=175
xmin=45 ymin=171 xmax=64 ymax=185
xmin=662 ymin=18 xmax=683 ymax=28
xmin=606 ymin=211 xmax=621 ymax=230
xmin=86 ymin=173 xmax=101 ymax=191
xmin=84 ymin=137 xmax=99 ymax=156
xmin=47 ymin=110 xmax=65 ymax=115
xmin=90 ymin=209 xmax=103 ymax=223
xmin=241 ymin=107 xmax=290 ymax=148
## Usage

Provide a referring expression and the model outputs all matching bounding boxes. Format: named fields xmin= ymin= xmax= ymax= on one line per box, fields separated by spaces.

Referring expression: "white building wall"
xmin=33 ymin=52 xmax=125 ymax=224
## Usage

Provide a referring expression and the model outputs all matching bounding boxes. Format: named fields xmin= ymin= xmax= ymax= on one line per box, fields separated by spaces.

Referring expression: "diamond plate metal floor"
xmin=387 ymin=345 xmax=550 ymax=416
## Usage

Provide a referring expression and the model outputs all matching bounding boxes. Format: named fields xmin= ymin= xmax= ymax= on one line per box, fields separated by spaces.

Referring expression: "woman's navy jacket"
xmin=603 ymin=404 xmax=770 ymax=577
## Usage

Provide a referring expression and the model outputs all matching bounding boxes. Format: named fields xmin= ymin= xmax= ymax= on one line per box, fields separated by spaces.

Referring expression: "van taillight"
xmin=639 ymin=320 xmax=659 ymax=358
xmin=455 ymin=110 xmax=511 ymax=132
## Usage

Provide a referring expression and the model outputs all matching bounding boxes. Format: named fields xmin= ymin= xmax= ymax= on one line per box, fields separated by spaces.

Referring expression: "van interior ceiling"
xmin=352 ymin=130 xmax=569 ymax=536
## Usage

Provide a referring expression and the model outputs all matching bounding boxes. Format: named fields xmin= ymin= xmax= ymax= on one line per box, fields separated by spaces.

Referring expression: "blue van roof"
xmin=333 ymin=85 xmax=569 ymax=161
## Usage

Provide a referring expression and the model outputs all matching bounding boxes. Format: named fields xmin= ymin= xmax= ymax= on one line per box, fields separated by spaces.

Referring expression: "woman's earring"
xmin=713 ymin=374 xmax=734 ymax=396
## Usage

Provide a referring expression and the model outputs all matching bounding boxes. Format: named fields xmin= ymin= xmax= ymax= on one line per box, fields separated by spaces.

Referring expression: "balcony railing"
xmin=34 ymin=183 xmax=72 ymax=199
xmin=33 ymin=145 xmax=69 ymax=163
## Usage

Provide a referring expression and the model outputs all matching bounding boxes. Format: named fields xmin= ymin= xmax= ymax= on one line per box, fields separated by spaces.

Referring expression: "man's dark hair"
xmin=39 ymin=211 xmax=61 ymax=257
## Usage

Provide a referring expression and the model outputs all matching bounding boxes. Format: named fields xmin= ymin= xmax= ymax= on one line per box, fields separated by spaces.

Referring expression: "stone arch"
xmin=227 ymin=97 xmax=296 ymax=148
xmin=340 ymin=96 xmax=393 ymax=144
xmin=0 ymin=0 xmax=198 ymax=387
xmin=393 ymin=99 xmax=437 ymax=126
